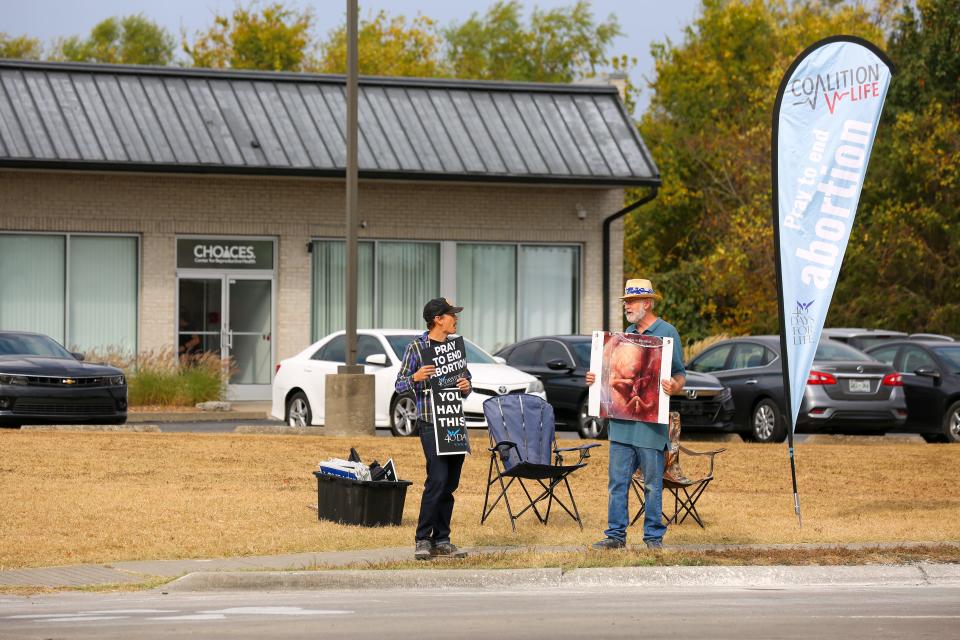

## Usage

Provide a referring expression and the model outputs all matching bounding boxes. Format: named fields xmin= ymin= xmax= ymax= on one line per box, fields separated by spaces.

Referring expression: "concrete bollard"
xmin=323 ymin=373 xmax=376 ymax=436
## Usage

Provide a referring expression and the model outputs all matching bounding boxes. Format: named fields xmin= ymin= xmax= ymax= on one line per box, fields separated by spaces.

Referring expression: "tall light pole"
xmin=340 ymin=0 xmax=361 ymax=375
xmin=325 ymin=0 xmax=373 ymax=435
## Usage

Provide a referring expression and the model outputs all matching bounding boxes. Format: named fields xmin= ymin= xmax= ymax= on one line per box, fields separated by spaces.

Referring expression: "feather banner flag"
xmin=772 ymin=36 xmax=894 ymax=524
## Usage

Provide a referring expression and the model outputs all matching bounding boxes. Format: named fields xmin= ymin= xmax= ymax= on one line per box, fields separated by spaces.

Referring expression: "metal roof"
xmin=0 ymin=60 xmax=659 ymax=186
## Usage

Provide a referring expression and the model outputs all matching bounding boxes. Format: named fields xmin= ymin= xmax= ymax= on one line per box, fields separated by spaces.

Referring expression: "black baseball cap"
xmin=422 ymin=297 xmax=464 ymax=323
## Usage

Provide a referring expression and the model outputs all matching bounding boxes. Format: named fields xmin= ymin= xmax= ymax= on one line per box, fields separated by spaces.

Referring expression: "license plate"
xmin=848 ymin=379 xmax=871 ymax=393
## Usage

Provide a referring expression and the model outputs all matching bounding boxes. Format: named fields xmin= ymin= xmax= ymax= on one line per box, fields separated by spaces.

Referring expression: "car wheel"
xmin=943 ymin=400 xmax=960 ymax=444
xmin=390 ymin=394 xmax=417 ymax=437
xmin=286 ymin=391 xmax=312 ymax=427
xmin=750 ymin=399 xmax=786 ymax=443
xmin=578 ymin=397 xmax=607 ymax=440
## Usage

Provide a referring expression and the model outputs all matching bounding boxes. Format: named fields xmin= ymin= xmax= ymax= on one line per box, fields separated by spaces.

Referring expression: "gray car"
xmin=687 ymin=336 xmax=907 ymax=443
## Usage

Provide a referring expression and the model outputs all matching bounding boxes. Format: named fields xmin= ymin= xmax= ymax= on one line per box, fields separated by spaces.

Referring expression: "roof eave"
xmin=0 ymin=159 xmax=661 ymax=187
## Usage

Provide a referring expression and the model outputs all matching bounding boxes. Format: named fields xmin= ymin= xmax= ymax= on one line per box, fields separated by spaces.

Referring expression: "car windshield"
xmin=933 ymin=346 xmax=960 ymax=372
xmin=569 ymin=341 xmax=592 ymax=368
xmin=815 ymin=341 xmax=873 ymax=362
xmin=0 ymin=333 xmax=73 ymax=358
xmin=384 ymin=334 xmax=496 ymax=364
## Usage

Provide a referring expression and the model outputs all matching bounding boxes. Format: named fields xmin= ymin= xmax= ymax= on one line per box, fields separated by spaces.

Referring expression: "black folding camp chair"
xmin=481 ymin=394 xmax=600 ymax=531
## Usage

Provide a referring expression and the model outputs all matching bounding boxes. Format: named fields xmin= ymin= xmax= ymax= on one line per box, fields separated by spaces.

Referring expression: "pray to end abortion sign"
xmin=422 ymin=337 xmax=471 ymax=456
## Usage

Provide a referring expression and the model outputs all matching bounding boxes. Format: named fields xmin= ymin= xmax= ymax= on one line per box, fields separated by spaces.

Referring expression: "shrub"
xmin=81 ymin=348 xmax=228 ymax=407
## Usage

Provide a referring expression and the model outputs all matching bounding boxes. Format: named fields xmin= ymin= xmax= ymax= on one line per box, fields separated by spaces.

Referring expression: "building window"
xmin=311 ymin=240 xmax=439 ymax=340
xmin=0 ymin=234 xmax=138 ymax=354
xmin=457 ymin=244 xmax=579 ymax=353
xmin=311 ymin=239 xmax=578 ymax=350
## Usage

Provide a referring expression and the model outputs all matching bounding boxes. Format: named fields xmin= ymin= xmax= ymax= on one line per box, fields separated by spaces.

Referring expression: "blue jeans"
xmin=415 ymin=420 xmax=463 ymax=544
xmin=604 ymin=440 xmax=667 ymax=544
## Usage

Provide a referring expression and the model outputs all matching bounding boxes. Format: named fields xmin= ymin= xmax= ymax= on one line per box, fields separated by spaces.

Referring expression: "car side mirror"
xmin=71 ymin=352 xmax=85 ymax=361
xmin=914 ymin=367 xmax=940 ymax=380
xmin=546 ymin=358 xmax=573 ymax=371
xmin=493 ymin=356 xmax=506 ymax=365
xmin=364 ymin=354 xmax=388 ymax=366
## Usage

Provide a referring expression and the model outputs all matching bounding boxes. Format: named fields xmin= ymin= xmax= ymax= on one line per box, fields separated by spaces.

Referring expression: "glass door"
xmin=178 ymin=278 xmax=223 ymax=359
xmin=227 ymin=278 xmax=273 ymax=394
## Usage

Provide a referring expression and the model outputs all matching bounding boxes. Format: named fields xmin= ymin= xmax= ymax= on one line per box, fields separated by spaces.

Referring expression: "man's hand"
xmin=413 ymin=365 xmax=436 ymax=382
xmin=661 ymin=376 xmax=685 ymax=395
xmin=456 ymin=377 xmax=471 ymax=395
xmin=585 ymin=371 xmax=596 ymax=386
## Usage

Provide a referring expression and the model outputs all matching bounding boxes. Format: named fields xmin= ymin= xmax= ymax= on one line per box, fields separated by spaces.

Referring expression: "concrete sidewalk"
xmin=2 ymin=542 xmax=958 ymax=591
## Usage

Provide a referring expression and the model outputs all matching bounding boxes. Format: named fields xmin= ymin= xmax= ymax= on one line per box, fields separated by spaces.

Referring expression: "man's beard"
xmin=626 ymin=307 xmax=646 ymax=324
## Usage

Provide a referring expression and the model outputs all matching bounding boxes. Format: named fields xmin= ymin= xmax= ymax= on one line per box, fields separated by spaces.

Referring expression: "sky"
xmin=3 ymin=0 xmax=703 ymax=112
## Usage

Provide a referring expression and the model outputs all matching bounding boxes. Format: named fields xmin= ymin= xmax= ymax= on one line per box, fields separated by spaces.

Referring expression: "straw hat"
xmin=619 ymin=278 xmax=662 ymax=301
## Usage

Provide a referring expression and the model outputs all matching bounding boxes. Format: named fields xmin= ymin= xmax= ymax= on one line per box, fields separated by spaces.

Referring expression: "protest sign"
xmin=588 ymin=331 xmax=672 ymax=425
xmin=420 ymin=336 xmax=470 ymax=456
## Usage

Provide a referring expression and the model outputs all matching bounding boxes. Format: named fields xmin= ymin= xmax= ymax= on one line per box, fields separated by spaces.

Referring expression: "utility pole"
xmin=340 ymin=0 xmax=361 ymax=375
xmin=325 ymin=0 xmax=374 ymax=435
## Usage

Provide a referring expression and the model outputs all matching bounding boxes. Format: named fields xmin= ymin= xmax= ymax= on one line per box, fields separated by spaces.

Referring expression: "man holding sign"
xmin=395 ymin=298 xmax=472 ymax=560
xmin=586 ymin=279 xmax=686 ymax=551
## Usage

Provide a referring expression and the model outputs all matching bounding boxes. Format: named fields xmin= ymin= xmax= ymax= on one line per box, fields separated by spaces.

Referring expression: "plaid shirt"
xmin=394 ymin=332 xmax=472 ymax=425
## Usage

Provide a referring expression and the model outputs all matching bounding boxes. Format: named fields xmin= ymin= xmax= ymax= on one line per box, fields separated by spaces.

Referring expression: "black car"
xmin=494 ymin=335 xmax=734 ymax=439
xmin=687 ymin=336 xmax=906 ymax=443
xmin=865 ymin=340 xmax=960 ymax=443
xmin=0 ymin=331 xmax=128 ymax=427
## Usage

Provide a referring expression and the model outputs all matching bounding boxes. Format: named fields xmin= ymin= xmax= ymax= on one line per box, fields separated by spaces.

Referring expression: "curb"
xmin=234 ymin=425 xmax=324 ymax=435
xmin=127 ymin=411 xmax=268 ymax=423
xmin=163 ymin=563 xmax=960 ymax=592
xmin=21 ymin=424 xmax=161 ymax=433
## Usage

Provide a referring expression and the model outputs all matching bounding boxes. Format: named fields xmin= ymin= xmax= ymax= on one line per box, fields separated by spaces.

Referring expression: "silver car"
xmin=687 ymin=336 xmax=907 ymax=442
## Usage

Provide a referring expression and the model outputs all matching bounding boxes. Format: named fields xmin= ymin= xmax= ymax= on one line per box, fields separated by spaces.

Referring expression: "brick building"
xmin=0 ymin=61 xmax=659 ymax=399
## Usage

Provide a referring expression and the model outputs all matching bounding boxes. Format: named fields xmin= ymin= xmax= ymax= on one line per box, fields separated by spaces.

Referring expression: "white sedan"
xmin=272 ymin=329 xmax=545 ymax=435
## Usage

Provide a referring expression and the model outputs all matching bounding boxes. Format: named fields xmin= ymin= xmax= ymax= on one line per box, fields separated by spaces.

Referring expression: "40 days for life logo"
xmin=790 ymin=299 xmax=816 ymax=345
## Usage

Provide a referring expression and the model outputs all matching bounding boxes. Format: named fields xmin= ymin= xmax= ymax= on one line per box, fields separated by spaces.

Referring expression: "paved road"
xmin=1 ymin=584 xmax=957 ymax=639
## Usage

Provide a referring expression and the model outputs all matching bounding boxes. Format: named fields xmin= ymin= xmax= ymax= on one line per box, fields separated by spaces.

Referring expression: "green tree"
xmin=184 ymin=2 xmax=315 ymax=71
xmin=444 ymin=0 xmax=622 ymax=83
xmin=316 ymin=11 xmax=445 ymax=77
xmin=52 ymin=15 xmax=174 ymax=65
xmin=0 ymin=33 xmax=43 ymax=60
xmin=831 ymin=0 xmax=960 ymax=333
xmin=625 ymin=0 xmax=881 ymax=340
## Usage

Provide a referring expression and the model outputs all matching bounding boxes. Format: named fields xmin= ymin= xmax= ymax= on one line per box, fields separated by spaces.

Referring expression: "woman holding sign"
xmin=395 ymin=298 xmax=473 ymax=560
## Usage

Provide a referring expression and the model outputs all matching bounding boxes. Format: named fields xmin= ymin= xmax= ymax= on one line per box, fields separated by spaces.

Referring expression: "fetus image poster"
xmin=588 ymin=332 xmax=672 ymax=425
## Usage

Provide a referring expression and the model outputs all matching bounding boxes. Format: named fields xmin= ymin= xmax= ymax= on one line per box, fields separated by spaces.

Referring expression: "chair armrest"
xmin=678 ymin=445 xmax=726 ymax=457
xmin=678 ymin=445 xmax=725 ymax=476
xmin=488 ymin=440 xmax=518 ymax=452
xmin=555 ymin=443 xmax=601 ymax=453
xmin=555 ymin=442 xmax=601 ymax=464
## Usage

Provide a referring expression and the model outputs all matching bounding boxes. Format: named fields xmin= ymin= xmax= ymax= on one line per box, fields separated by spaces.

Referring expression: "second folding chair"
xmin=481 ymin=394 xmax=600 ymax=531
xmin=631 ymin=411 xmax=725 ymax=528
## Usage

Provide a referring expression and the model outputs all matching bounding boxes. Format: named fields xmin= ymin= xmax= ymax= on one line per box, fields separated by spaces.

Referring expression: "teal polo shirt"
xmin=607 ymin=318 xmax=686 ymax=451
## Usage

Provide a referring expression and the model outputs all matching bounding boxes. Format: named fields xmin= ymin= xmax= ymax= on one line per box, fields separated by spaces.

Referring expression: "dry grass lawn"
xmin=1 ymin=431 xmax=959 ymax=569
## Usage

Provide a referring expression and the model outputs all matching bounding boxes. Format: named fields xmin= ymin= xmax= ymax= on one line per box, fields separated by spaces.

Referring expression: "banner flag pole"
xmin=771 ymin=35 xmax=895 ymax=527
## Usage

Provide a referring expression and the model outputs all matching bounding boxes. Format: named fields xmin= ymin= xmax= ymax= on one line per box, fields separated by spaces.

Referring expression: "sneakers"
xmin=414 ymin=540 xmax=433 ymax=561
xmin=645 ymin=539 xmax=664 ymax=551
xmin=591 ymin=537 xmax=626 ymax=550
xmin=431 ymin=541 xmax=467 ymax=558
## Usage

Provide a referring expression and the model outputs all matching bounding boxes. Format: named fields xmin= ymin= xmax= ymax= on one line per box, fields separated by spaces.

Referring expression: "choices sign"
xmin=422 ymin=337 xmax=470 ymax=456
xmin=177 ymin=239 xmax=274 ymax=270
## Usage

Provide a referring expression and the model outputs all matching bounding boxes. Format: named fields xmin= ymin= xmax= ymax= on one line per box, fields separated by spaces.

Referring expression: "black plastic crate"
xmin=313 ymin=471 xmax=412 ymax=527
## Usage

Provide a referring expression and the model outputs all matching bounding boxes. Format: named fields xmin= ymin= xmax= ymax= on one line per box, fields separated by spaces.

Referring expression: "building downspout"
xmin=602 ymin=186 xmax=659 ymax=329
